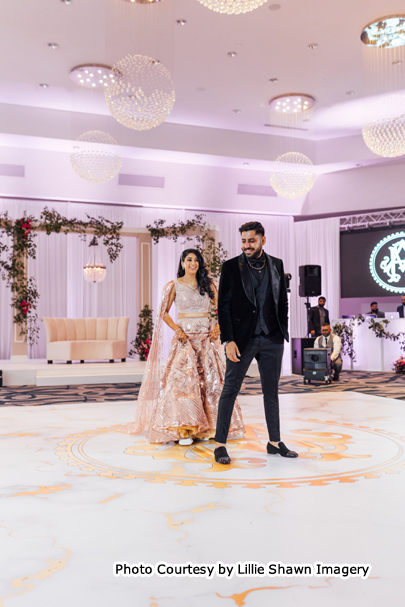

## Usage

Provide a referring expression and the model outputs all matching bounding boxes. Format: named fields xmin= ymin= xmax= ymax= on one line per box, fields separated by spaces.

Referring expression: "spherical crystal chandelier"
xmin=83 ymin=237 xmax=107 ymax=283
xmin=104 ymin=55 xmax=175 ymax=131
xmin=270 ymin=152 xmax=316 ymax=199
xmin=71 ymin=131 xmax=122 ymax=183
xmin=197 ymin=0 xmax=267 ymax=14
xmin=362 ymin=95 xmax=405 ymax=158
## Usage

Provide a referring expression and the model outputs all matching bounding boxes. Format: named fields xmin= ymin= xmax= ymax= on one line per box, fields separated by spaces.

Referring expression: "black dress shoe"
xmin=267 ymin=441 xmax=298 ymax=458
xmin=214 ymin=446 xmax=231 ymax=465
xmin=332 ymin=375 xmax=339 ymax=381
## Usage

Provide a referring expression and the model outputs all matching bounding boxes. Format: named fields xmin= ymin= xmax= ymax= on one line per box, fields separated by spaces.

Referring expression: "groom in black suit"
xmin=214 ymin=221 xmax=298 ymax=464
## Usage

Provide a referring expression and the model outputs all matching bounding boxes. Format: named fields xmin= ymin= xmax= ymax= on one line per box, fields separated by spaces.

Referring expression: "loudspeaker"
xmin=292 ymin=337 xmax=315 ymax=375
xmin=299 ymin=265 xmax=321 ymax=297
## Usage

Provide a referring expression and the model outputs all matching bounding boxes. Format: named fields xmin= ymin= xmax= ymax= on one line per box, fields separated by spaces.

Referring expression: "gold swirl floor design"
xmin=55 ymin=418 xmax=405 ymax=489
xmin=2 ymin=391 xmax=404 ymax=606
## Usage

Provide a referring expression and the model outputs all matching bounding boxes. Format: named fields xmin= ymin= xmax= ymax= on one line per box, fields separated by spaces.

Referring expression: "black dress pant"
xmin=215 ymin=335 xmax=284 ymax=444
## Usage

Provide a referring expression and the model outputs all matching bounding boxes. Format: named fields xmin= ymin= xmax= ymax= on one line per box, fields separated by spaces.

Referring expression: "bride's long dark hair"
xmin=177 ymin=249 xmax=215 ymax=299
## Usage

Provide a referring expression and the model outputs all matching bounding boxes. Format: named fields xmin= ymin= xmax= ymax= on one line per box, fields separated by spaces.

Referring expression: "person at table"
xmin=314 ymin=323 xmax=342 ymax=381
xmin=367 ymin=302 xmax=385 ymax=318
xmin=308 ymin=296 xmax=330 ymax=338
xmin=397 ymin=295 xmax=405 ymax=318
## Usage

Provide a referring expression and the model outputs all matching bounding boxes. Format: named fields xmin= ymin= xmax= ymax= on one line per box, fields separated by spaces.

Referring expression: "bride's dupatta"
xmin=119 ymin=280 xmax=174 ymax=435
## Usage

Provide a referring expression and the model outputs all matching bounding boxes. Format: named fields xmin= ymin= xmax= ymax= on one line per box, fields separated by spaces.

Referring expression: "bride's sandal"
xmin=214 ymin=446 xmax=231 ymax=465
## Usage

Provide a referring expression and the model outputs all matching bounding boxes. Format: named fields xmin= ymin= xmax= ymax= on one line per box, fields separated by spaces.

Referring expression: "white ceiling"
xmin=1 ymin=0 xmax=405 ymax=168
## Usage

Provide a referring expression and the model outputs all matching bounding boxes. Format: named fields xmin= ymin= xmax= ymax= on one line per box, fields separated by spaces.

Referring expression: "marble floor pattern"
xmin=1 ymin=390 xmax=405 ymax=606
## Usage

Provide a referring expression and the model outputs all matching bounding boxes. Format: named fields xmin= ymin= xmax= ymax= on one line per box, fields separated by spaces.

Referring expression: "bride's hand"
xmin=175 ymin=328 xmax=188 ymax=343
xmin=210 ymin=325 xmax=220 ymax=342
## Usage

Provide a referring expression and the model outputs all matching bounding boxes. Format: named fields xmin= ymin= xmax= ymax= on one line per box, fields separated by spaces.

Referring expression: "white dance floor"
xmin=1 ymin=390 xmax=404 ymax=606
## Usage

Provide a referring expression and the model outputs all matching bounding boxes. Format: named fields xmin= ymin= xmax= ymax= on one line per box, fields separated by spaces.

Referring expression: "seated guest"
xmin=314 ymin=323 xmax=342 ymax=381
xmin=397 ymin=295 xmax=405 ymax=318
xmin=367 ymin=302 xmax=385 ymax=318
xmin=308 ymin=296 xmax=330 ymax=337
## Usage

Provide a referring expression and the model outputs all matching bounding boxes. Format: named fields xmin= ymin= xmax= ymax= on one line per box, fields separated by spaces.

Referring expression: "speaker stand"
xmin=304 ymin=296 xmax=311 ymax=337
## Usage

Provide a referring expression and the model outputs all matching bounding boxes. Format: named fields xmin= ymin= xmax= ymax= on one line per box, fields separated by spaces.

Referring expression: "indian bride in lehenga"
xmin=121 ymin=249 xmax=244 ymax=445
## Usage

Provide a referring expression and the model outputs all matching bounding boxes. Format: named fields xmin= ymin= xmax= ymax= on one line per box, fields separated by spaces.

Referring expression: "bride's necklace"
xmin=184 ymin=276 xmax=198 ymax=290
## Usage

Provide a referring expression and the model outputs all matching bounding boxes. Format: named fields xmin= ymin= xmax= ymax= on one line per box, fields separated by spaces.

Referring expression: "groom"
xmin=214 ymin=221 xmax=298 ymax=464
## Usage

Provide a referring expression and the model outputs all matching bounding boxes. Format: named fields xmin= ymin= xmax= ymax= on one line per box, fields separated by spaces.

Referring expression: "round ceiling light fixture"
xmin=270 ymin=152 xmax=316 ymax=199
xmin=70 ymin=131 xmax=122 ymax=183
xmin=70 ymin=64 xmax=120 ymax=90
xmin=361 ymin=16 xmax=405 ymax=48
xmin=104 ymin=54 xmax=175 ymax=131
xmin=269 ymin=94 xmax=315 ymax=114
xmin=362 ymin=95 xmax=405 ymax=158
xmin=197 ymin=0 xmax=268 ymax=15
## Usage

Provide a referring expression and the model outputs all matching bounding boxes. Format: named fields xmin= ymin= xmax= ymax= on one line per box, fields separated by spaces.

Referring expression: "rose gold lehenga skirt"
xmin=148 ymin=318 xmax=245 ymax=443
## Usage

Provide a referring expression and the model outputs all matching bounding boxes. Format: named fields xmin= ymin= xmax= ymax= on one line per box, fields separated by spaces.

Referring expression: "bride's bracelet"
xmin=175 ymin=327 xmax=184 ymax=337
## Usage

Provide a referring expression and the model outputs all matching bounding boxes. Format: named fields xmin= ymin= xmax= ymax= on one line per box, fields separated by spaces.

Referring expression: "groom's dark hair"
xmin=239 ymin=221 xmax=265 ymax=237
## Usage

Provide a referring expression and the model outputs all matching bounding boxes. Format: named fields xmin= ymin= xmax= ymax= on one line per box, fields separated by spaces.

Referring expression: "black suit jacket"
xmin=397 ymin=305 xmax=404 ymax=318
xmin=218 ymin=253 xmax=289 ymax=354
xmin=308 ymin=306 xmax=330 ymax=335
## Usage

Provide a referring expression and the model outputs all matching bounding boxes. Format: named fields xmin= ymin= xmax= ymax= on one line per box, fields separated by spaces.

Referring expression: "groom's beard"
xmin=243 ymin=246 xmax=263 ymax=259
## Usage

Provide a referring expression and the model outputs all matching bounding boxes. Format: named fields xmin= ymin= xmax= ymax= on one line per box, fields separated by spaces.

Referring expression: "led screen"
xmin=340 ymin=225 xmax=405 ymax=298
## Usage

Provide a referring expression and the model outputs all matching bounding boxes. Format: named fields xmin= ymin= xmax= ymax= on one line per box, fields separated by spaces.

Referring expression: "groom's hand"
xmin=225 ymin=341 xmax=241 ymax=362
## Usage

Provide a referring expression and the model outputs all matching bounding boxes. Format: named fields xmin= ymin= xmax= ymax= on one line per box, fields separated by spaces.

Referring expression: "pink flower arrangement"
xmin=393 ymin=357 xmax=405 ymax=375
xmin=18 ymin=300 xmax=31 ymax=315
xmin=16 ymin=218 xmax=32 ymax=239
xmin=140 ymin=338 xmax=151 ymax=361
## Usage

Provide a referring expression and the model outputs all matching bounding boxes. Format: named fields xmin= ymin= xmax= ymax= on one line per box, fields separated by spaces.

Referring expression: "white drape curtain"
xmin=0 ymin=198 xmax=340 ymax=363
xmin=0 ymin=231 xmax=13 ymax=360
xmin=292 ymin=218 xmax=341 ymax=337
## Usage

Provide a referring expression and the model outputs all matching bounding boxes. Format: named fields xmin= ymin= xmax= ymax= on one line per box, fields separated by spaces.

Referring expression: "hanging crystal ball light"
xmin=104 ymin=55 xmax=175 ymax=130
xmin=270 ymin=152 xmax=316 ymax=199
xmin=197 ymin=0 xmax=267 ymax=14
xmin=70 ymin=131 xmax=122 ymax=183
xmin=361 ymin=16 xmax=405 ymax=48
xmin=362 ymin=95 xmax=405 ymax=158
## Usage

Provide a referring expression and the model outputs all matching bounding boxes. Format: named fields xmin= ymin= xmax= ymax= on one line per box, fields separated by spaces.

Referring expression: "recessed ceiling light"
xmin=70 ymin=64 xmax=120 ymax=90
xmin=60 ymin=0 xmax=72 ymax=4
xmin=228 ymin=52 xmax=237 ymax=57
xmin=269 ymin=93 xmax=315 ymax=113
xmin=356 ymin=164 xmax=362 ymax=167
xmin=243 ymin=162 xmax=249 ymax=165
xmin=268 ymin=3 xmax=281 ymax=9
xmin=346 ymin=90 xmax=355 ymax=95
xmin=269 ymin=78 xmax=278 ymax=83
xmin=393 ymin=60 xmax=402 ymax=66
xmin=39 ymin=83 xmax=49 ymax=88
xmin=176 ymin=19 xmax=187 ymax=25
xmin=361 ymin=16 xmax=405 ymax=48
xmin=48 ymin=43 xmax=59 ymax=50
xmin=233 ymin=109 xmax=241 ymax=113
xmin=307 ymin=43 xmax=318 ymax=50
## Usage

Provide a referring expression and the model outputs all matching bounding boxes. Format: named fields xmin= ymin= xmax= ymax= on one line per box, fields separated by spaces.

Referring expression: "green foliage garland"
xmin=333 ymin=314 xmax=405 ymax=363
xmin=129 ymin=305 xmax=154 ymax=361
xmin=0 ymin=207 xmax=123 ymax=345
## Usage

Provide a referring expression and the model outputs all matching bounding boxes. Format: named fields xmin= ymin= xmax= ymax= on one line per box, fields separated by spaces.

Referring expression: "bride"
xmin=122 ymin=249 xmax=244 ymax=445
